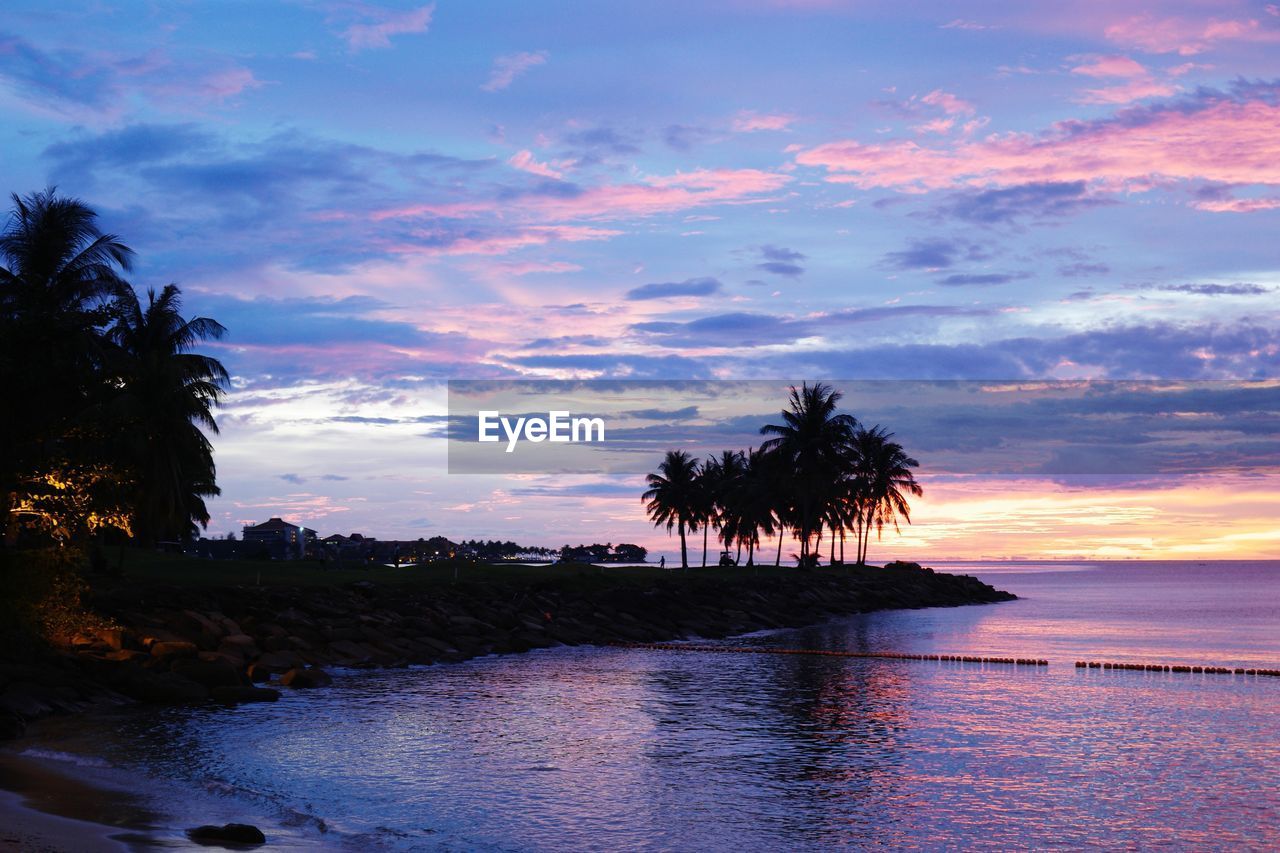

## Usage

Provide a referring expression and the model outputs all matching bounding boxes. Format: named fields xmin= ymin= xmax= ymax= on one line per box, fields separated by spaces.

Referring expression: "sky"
xmin=1 ymin=0 xmax=1278 ymax=560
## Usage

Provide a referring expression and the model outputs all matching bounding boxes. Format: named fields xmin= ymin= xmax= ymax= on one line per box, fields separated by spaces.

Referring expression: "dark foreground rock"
xmin=1 ymin=563 xmax=1014 ymax=737
xmin=187 ymin=823 xmax=266 ymax=845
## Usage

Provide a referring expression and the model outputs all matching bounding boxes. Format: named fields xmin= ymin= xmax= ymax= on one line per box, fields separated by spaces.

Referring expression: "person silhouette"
xmin=659 ymin=556 xmax=666 ymax=569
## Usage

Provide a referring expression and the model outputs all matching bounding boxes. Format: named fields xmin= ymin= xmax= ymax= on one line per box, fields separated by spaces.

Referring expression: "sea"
xmin=6 ymin=561 xmax=1279 ymax=850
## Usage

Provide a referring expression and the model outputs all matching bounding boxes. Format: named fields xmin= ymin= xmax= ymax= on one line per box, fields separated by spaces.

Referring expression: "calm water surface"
xmin=15 ymin=561 xmax=1280 ymax=850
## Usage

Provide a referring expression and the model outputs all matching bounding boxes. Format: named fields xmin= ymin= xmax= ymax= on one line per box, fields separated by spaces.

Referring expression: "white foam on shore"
xmin=19 ymin=747 xmax=111 ymax=769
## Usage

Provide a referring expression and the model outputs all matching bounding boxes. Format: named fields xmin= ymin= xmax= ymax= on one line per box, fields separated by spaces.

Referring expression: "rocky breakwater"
xmin=1 ymin=562 xmax=1013 ymax=737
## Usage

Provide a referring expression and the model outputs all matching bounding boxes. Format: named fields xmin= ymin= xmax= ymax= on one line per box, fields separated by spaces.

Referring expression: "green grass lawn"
xmin=100 ymin=548 xmax=885 ymax=589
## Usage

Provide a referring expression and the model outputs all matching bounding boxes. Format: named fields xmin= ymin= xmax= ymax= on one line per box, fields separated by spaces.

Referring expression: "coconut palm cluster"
xmin=644 ymin=383 xmax=921 ymax=570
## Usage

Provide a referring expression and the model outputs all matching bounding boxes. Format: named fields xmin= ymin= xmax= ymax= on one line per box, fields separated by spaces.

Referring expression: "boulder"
xmin=327 ymin=639 xmax=373 ymax=662
xmin=140 ymin=628 xmax=189 ymax=647
xmin=245 ymin=664 xmax=273 ymax=683
xmin=187 ymin=823 xmax=266 ymax=845
xmin=279 ymin=667 xmax=332 ymax=689
xmin=257 ymin=622 xmax=289 ymax=639
xmin=261 ymin=635 xmax=290 ymax=653
xmin=253 ymin=650 xmax=303 ymax=672
xmin=104 ymin=649 xmax=149 ymax=663
xmin=118 ymin=670 xmax=209 ymax=704
xmin=172 ymin=659 xmax=243 ymax=689
xmin=414 ymin=635 xmax=460 ymax=653
xmin=210 ymin=686 xmax=279 ymax=704
xmin=95 ymin=627 xmax=128 ymax=651
xmin=180 ymin=610 xmax=226 ymax=639
xmin=216 ymin=637 xmax=257 ymax=663
xmin=151 ymin=641 xmax=199 ymax=660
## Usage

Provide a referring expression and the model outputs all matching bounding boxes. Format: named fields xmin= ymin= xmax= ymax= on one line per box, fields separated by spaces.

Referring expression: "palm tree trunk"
xmin=776 ymin=531 xmax=783 ymax=566
xmin=701 ymin=524 xmax=708 ymax=568
xmin=679 ymin=521 xmax=688 ymax=570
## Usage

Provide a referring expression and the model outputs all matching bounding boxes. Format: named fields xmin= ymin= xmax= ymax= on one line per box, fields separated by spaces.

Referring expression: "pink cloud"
xmin=508 ymin=149 xmax=564 ymax=179
xmin=1074 ymin=79 xmax=1177 ymax=105
xmin=372 ymin=168 xmax=790 ymax=223
xmin=488 ymin=260 xmax=584 ymax=275
xmin=482 ymin=51 xmax=548 ymax=92
xmin=913 ymin=117 xmax=955 ymax=135
xmin=1189 ymin=197 xmax=1280 ymax=213
xmin=154 ymin=66 xmax=262 ymax=102
xmin=920 ymin=89 xmax=975 ymax=116
xmin=390 ymin=225 xmax=621 ymax=257
xmin=793 ymin=88 xmax=1280 ymax=204
xmin=1104 ymin=14 xmax=1275 ymax=55
xmin=342 ymin=4 xmax=435 ymax=51
xmin=731 ymin=111 xmax=796 ymax=132
xmin=939 ymin=19 xmax=995 ymax=31
xmin=1070 ymin=54 xmax=1148 ymax=78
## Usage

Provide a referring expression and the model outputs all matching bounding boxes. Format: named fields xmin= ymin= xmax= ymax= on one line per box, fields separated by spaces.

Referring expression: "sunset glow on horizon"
xmin=2 ymin=1 xmax=1277 ymax=560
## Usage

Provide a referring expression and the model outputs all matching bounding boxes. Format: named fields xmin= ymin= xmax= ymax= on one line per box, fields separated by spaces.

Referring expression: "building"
xmin=242 ymin=517 xmax=316 ymax=560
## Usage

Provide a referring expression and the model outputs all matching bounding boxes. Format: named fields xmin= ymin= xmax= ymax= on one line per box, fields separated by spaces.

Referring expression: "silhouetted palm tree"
xmin=732 ymin=447 xmax=778 ymax=568
xmin=645 ymin=385 xmax=924 ymax=571
xmin=1 ymin=189 xmax=134 ymax=543
xmin=853 ymin=425 xmax=922 ymax=564
xmin=108 ymin=284 xmax=228 ymax=542
xmin=760 ymin=383 xmax=858 ymax=565
xmin=705 ymin=449 xmax=746 ymax=564
xmin=642 ymin=450 xmax=701 ymax=570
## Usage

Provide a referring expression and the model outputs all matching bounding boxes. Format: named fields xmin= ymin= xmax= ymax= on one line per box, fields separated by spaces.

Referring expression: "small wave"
xmin=199 ymin=776 xmax=333 ymax=836
xmin=20 ymin=747 xmax=111 ymax=769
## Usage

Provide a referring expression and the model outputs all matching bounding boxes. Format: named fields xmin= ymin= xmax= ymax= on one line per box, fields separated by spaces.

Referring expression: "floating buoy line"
xmin=1075 ymin=661 xmax=1280 ymax=677
xmin=612 ymin=642 xmax=1280 ymax=678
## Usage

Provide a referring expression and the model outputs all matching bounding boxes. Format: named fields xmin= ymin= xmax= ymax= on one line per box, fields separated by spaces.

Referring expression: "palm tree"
xmin=642 ymin=450 xmax=701 ymax=570
xmin=108 ymin=284 xmax=228 ymax=542
xmin=732 ymin=447 xmax=778 ymax=568
xmin=706 ymin=450 xmax=746 ymax=564
xmin=853 ymin=425 xmax=922 ymax=565
xmin=1 ymin=188 xmax=134 ymax=544
xmin=760 ymin=383 xmax=858 ymax=565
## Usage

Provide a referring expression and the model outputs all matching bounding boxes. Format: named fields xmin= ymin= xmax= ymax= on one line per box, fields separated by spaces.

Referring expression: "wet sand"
xmin=0 ymin=752 xmax=161 ymax=851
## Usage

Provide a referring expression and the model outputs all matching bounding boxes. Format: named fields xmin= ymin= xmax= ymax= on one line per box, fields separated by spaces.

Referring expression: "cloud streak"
xmin=794 ymin=82 xmax=1280 ymax=209
xmin=482 ymin=51 xmax=548 ymax=92
xmin=341 ymin=4 xmax=435 ymax=50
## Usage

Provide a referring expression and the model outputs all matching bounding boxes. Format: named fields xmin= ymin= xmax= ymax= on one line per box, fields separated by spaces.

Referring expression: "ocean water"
xmin=11 ymin=561 xmax=1280 ymax=850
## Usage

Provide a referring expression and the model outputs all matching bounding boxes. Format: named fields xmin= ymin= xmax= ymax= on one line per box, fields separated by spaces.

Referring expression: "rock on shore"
xmin=0 ymin=563 xmax=1014 ymax=737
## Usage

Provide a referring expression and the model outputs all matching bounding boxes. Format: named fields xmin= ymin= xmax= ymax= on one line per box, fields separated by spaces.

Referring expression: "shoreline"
xmin=0 ymin=562 xmax=1014 ymax=849
xmin=0 ymin=788 xmax=129 ymax=853
xmin=2 ymin=561 xmax=1016 ymax=738
xmin=0 ymin=750 xmax=153 ymax=852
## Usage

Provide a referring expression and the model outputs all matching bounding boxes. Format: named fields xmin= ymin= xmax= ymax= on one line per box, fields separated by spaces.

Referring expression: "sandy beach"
xmin=0 ymin=789 xmax=131 ymax=852
xmin=0 ymin=751 xmax=158 ymax=852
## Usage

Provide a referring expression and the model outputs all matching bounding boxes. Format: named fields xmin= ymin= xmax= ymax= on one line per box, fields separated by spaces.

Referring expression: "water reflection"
xmin=15 ymin=562 xmax=1280 ymax=850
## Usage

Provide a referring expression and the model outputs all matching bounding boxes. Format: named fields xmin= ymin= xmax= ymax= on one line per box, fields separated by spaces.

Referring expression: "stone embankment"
xmin=0 ymin=562 xmax=1015 ymax=738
